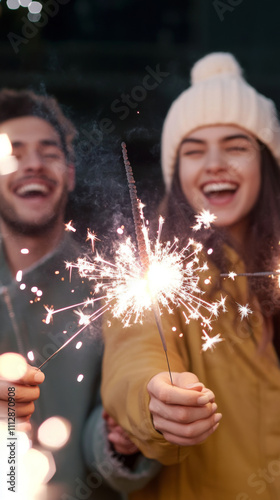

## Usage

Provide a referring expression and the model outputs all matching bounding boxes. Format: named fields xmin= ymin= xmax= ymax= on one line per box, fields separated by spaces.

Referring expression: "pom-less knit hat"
xmin=161 ymin=52 xmax=280 ymax=190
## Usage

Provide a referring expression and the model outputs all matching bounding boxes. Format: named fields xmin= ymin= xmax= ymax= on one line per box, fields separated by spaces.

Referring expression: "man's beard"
xmin=0 ymin=189 xmax=69 ymax=237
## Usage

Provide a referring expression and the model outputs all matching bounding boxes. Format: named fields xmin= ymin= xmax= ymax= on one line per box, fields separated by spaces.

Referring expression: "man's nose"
xmin=18 ymin=150 xmax=44 ymax=171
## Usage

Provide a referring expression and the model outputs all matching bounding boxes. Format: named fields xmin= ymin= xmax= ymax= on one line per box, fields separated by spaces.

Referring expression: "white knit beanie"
xmin=161 ymin=52 xmax=280 ymax=190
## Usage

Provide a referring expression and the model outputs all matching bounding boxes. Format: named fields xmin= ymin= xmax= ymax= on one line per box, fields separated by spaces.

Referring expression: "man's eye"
xmin=42 ymin=152 xmax=62 ymax=159
xmin=183 ymin=150 xmax=204 ymax=156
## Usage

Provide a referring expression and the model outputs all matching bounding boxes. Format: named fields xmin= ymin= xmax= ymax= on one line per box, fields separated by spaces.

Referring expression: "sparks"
xmin=70 ymin=215 xmax=225 ymax=330
xmin=192 ymin=209 xmax=217 ymax=231
xmin=65 ymin=220 xmax=76 ymax=232
xmin=40 ymin=211 xmax=226 ymax=370
xmin=74 ymin=309 xmax=91 ymax=326
xmin=86 ymin=229 xmax=100 ymax=252
xmin=201 ymin=330 xmax=224 ymax=352
xmin=44 ymin=306 xmax=54 ymax=324
xmin=236 ymin=302 xmax=252 ymax=320
xmin=38 ymin=145 xmax=225 ymax=371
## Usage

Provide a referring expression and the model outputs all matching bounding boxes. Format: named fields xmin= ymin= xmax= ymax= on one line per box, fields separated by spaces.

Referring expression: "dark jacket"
xmin=0 ymin=234 xmax=159 ymax=499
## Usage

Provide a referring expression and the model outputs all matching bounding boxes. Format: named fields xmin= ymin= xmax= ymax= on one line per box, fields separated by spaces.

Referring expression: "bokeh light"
xmin=0 ymin=134 xmax=12 ymax=157
xmin=6 ymin=0 xmax=20 ymax=10
xmin=38 ymin=416 xmax=71 ymax=450
xmin=27 ymin=11 xmax=41 ymax=22
xmin=28 ymin=1 xmax=42 ymax=13
xmin=19 ymin=0 xmax=31 ymax=6
xmin=27 ymin=351 xmax=35 ymax=362
xmin=0 ymin=352 xmax=27 ymax=381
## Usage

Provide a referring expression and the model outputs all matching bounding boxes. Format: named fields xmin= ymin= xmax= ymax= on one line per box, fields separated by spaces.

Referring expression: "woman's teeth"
xmin=203 ymin=182 xmax=238 ymax=196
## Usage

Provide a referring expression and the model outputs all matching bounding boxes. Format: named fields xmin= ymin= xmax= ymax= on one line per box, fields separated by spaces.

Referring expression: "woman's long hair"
xmin=159 ymin=144 xmax=280 ymax=319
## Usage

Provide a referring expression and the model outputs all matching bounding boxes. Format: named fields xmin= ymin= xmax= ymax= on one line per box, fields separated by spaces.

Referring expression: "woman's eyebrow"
xmin=222 ymin=134 xmax=253 ymax=143
xmin=181 ymin=138 xmax=205 ymax=145
xmin=180 ymin=134 xmax=254 ymax=147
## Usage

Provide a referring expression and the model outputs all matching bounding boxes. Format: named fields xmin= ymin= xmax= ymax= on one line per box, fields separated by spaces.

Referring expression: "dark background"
xmin=1 ymin=0 xmax=280 ymax=242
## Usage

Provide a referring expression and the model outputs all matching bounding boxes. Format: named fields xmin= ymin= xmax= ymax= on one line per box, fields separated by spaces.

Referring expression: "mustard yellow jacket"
xmin=102 ymin=248 xmax=280 ymax=500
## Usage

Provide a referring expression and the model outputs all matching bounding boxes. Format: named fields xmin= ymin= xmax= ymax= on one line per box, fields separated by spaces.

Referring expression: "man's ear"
xmin=67 ymin=164 xmax=75 ymax=192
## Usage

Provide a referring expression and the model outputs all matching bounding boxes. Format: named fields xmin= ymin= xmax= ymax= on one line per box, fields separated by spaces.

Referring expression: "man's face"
xmin=0 ymin=116 xmax=75 ymax=235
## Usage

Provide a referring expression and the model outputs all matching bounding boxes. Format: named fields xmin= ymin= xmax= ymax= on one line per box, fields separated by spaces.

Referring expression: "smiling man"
xmin=0 ymin=89 xmax=159 ymax=500
xmin=0 ymin=93 xmax=75 ymax=276
xmin=0 ymin=116 xmax=74 ymax=232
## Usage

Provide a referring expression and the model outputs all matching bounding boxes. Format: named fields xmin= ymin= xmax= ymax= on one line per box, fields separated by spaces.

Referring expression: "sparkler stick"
xmin=122 ymin=142 xmax=150 ymax=271
xmin=221 ymin=271 xmax=280 ymax=277
xmin=38 ymin=302 xmax=109 ymax=369
xmin=121 ymin=142 xmax=173 ymax=384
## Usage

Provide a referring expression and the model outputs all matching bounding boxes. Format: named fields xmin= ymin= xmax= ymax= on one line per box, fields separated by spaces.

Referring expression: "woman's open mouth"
xmin=202 ymin=182 xmax=238 ymax=204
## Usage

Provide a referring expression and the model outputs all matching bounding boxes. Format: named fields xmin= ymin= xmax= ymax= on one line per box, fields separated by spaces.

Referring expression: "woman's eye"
xmin=226 ymin=146 xmax=247 ymax=152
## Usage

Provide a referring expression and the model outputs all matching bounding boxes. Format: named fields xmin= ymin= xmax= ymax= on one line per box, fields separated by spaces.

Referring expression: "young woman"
xmin=102 ymin=53 xmax=280 ymax=500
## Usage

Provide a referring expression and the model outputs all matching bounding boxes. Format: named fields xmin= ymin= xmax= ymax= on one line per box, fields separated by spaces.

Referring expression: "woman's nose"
xmin=204 ymin=148 xmax=226 ymax=173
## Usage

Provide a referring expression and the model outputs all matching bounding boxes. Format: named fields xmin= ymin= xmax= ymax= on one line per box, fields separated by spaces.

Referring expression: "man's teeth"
xmin=203 ymin=182 xmax=237 ymax=194
xmin=16 ymin=183 xmax=49 ymax=196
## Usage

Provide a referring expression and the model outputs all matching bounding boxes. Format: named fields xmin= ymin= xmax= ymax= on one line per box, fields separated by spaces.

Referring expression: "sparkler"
xmin=38 ymin=145 xmax=226 ymax=371
xmin=221 ymin=270 xmax=280 ymax=302
xmin=121 ymin=141 xmax=173 ymax=382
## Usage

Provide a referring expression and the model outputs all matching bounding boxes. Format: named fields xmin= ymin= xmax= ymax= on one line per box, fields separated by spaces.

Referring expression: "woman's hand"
xmin=147 ymin=371 xmax=222 ymax=446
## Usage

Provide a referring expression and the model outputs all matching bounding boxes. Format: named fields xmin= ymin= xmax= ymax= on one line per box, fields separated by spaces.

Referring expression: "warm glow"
xmin=0 ymin=353 xmax=27 ymax=381
xmin=18 ymin=448 xmax=55 ymax=488
xmin=0 ymin=134 xmax=18 ymax=175
xmin=17 ymin=431 xmax=31 ymax=455
xmin=38 ymin=416 xmax=71 ymax=450
xmin=0 ymin=133 xmax=12 ymax=157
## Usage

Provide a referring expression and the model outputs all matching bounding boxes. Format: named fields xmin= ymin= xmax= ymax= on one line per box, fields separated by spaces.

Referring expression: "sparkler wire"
xmin=221 ymin=271 xmax=280 ymax=277
xmin=121 ymin=142 xmax=173 ymax=384
xmin=38 ymin=303 xmax=109 ymax=369
xmin=121 ymin=142 xmax=150 ymax=271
